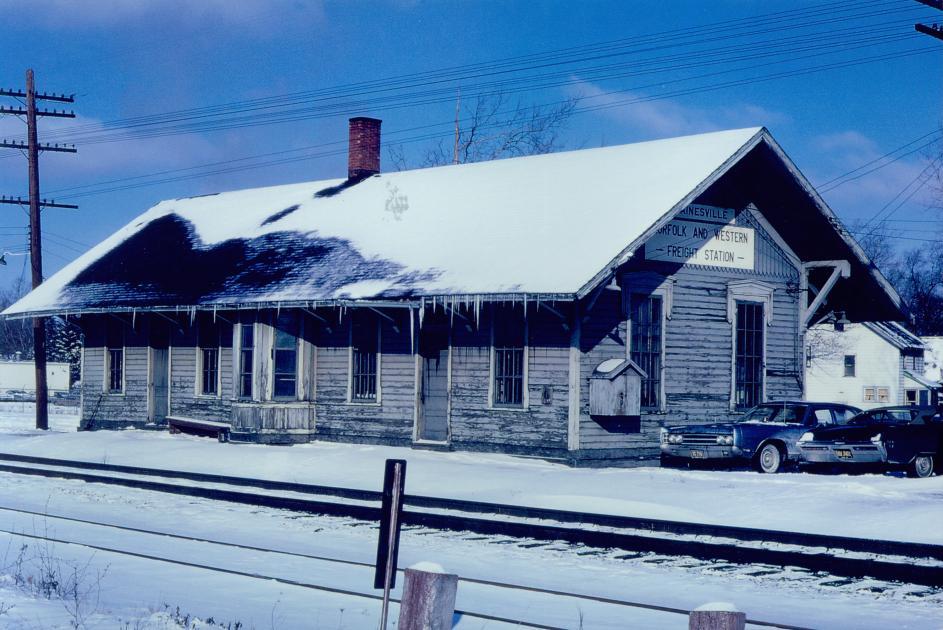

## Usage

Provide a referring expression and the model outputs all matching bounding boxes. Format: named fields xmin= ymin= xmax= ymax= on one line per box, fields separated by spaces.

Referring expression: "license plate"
xmin=835 ymin=448 xmax=853 ymax=459
xmin=690 ymin=450 xmax=706 ymax=459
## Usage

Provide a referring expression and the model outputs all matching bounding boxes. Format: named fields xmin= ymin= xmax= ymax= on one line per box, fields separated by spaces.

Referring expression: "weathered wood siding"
xmin=168 ymin=316 xmax=234 ymax=422
xmin=575 ymin=207 xmax=803 ymax=463
xmin=313 ymin=309 xmax=415 ymax=445
xmin=79 ymin=315 xmax=150 ymax=427
xmin=449 ymin=305 xmax=570 ymax=457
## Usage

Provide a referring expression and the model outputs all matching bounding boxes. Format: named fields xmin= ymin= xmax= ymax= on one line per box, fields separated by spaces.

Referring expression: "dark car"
xmin=797 ymin=405 xmax=943 ymax=478
xmin=660 ymin=401 xmax=861 ymax=473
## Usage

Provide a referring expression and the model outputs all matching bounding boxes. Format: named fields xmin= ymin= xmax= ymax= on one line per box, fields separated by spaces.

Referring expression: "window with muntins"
xmin=493 ymin=306 xmax=525 ymax=407
xmin=106 ymin=325 xmax=123 ymax=393
xmin=198 ymin=320 xmax=219 ymax=396
xmin=630 ymin=294 xmax=662 ymax=409
xmin=273 ymin=314 xmax=298 ymax=400
xmin=239 ymin=323 xmax=254 ymax=399
xmin=843 ymin=355 xmax=856 ymax=377
xmin=734 ymin=301 xmax=764 ymax=410
xmin=351 ymin=311 xmax=378 ymax=402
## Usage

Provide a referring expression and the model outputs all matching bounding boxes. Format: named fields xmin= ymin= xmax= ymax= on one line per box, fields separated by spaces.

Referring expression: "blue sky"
xmin=0 ymin=0 xmax=940 ymax=290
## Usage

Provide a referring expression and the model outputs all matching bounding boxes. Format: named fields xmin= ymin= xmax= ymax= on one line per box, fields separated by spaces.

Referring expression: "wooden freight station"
xmin=4 ymin=119 xmax=905 ymax=465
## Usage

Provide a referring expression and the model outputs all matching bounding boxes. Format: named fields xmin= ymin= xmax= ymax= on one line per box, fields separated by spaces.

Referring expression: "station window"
xmin=843 ymin=355 xmax=856 ymax=377
xmin=238 ymin=323 xmax=254 ymax=399
xmin=492 ymin=305 xmax=525 ymax=408
xmin=198 ymin=320 xmax=220 ymax=396
xmin=105 ymin=324 xmax=124 ymax=393
xmin=351 ymin=311 xmax=379 ymax=402
xmin=734 ymin=301 xmax=764 ymax=410
xmin=273 ymin=313 xmax=299 ymax=400
xmin=630 ymin=294 xmax=663 ymax=409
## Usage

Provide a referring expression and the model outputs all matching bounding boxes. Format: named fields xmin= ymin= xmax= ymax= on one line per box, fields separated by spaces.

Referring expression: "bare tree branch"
xmin=388 ymin=92 xmax=580 ymax=170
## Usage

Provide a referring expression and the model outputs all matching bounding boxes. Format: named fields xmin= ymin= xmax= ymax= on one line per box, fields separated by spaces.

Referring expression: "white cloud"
xmin=569 ymin=78 xmax=790 ymax=140
xmin=810 ymin=129 xmax=939 ymax=211
xmin=0 ymin=113 xmax=228 ymax=197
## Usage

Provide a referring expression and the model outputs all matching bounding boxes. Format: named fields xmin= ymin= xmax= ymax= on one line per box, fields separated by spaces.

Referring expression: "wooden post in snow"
xmin=689 ymin=603 xmax=746 ymax=630
xmin=397 ymin=564 xmax=458 ymax=630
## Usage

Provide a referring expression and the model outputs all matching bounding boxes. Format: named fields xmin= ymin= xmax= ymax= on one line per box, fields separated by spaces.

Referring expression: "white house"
xmin=0 ymin=360 xmax=71 ymax=395
xmin=806 ymin=321 xmax=932 ymax=409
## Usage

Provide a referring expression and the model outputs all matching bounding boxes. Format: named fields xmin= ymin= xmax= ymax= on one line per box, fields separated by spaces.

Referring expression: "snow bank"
xmin=694 ymin=602 xmax=740 ymax=612
xmin=0 ymin=421 xmax=938 ymax=545
xmin=409 ymin=561 xmax=447 ymax=574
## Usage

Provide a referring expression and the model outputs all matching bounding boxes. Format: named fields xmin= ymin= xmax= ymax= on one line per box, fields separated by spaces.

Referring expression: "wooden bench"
xmin=167 ymin=416 xmax=231 ymax=443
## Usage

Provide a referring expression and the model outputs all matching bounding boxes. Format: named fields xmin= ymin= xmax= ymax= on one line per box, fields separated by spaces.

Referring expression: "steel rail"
xmin=0 ymin=451 xmax=938 ymax=561
xmin=0 ymin=503 xmax=813 ymax=630
xmin=0 ymin=526 xmax=565 ymax=630
xmin=0 ymin=455 xmax=939 ymax=588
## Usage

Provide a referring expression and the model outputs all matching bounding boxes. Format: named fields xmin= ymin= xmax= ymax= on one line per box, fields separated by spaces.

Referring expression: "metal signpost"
xmin=375 ymin=459 xmax=407 ymax=629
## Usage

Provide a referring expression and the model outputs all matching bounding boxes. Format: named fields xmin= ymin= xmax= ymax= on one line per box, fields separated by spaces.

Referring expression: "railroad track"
xmin=0 ymin=451 xmax=940 ymax=589
xmin=0 ymin=504 xmax=810 ymax=630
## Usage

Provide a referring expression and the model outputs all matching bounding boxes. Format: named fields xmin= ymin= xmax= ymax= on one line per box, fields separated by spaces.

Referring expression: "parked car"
xmin=797 ymin=405 xmax=943 ymax=478
xmin=660 ymin=401 xmax=861 ymax=473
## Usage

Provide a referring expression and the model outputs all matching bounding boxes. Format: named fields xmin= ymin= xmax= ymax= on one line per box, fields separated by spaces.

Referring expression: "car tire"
xmin=907 ymin=455 xmax=935 ymax=478
xmin=755 ymin=443 xmax=784 ymax=474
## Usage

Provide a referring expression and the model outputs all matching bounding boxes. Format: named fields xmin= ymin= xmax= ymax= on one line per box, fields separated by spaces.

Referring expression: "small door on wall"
xmin=148 ymin=321 xmax=170 ymax=424
xmin=417 ymin=314 xmax=449 ymax=442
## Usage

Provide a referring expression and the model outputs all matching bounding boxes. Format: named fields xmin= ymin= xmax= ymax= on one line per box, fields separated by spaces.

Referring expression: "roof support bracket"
xmin=368 ymin=306 xmax=400 ymax=334
xmin=538 ymin=300 xmax=570 ymax=331
xmin=801 ymin=260 xmax=850 ymax=328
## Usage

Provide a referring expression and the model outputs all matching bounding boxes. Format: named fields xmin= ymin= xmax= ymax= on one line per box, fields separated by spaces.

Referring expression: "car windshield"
xmin=739 ymin=405 xmax=807 ymax=424
xmin=849 ymin=409 xmax=914 ymax=425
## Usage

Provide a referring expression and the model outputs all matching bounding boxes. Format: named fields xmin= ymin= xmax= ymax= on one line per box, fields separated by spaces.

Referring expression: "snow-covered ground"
xmin=0 ymin=466 xmax=940 ymax=629
xmin=0 ymin=403 xmax=939 ymax=545
xmin=0 ymin=403 xmax=941 ymax=628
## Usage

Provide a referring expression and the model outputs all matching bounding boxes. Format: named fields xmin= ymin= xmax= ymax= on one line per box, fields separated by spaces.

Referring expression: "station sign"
xmin=644 ymin=204 xmax=755 ymax=270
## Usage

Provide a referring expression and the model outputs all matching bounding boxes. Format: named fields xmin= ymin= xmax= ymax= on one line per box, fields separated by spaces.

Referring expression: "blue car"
xmin=660 ymin=401 xmax=861 ymax=473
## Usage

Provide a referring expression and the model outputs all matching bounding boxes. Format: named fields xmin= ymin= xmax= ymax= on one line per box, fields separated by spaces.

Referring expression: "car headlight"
xmin=669 ymin=434 xmax=683 ymax=444
xmin=716 ymin=435 xmax=734 ymax=445
xmin=798 ymin=432 xmax=814 ymax=443
xmin=871 ymin=433 xmax=882 ymax=444
xmin=660 ymin=429 xmax=668 ymax=444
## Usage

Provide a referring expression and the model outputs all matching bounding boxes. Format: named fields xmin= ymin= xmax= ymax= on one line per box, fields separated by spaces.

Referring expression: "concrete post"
xmin=689 ymin=603 xmax=746 ymax=630
xmin=397 ymin=563 xmax=458 ymax=630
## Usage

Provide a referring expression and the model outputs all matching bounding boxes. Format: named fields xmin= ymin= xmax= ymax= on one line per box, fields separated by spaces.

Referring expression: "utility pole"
xmin=0 ymin=69 xmax=77 ymax=431
xmin=453 ymin=87 xmax=461 ymax=165
xmin=914 ymin=0 xmax=943 ymax=41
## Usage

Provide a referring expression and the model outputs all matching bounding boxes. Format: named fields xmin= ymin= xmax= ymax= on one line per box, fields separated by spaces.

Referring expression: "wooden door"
xmin=418 ymin=316 xmax=449 ymax=442
xmin=148 ymin=320 xmax=170 ymax=424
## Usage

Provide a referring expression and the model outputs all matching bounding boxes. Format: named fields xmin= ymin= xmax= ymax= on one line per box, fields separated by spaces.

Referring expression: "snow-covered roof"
xmin=863 ymin=321 xmax=925 ymax=351
xmin=6 ymin=127 xmax=771 ymax=316
xmin=923 ymin=336 xmax=943 ymax=385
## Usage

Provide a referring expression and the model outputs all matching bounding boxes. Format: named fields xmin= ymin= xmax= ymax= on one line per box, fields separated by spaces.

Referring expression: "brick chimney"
xmin=348 ymin=117 xmax=381 ymax=180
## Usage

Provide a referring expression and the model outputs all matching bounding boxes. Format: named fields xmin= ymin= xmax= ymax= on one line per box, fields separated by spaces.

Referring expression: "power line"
xmin=52 ymin=45 xmax=937 ymax=201
xmin=3 ymin=0 xmax=930 ymax=149
xmin=0 ymin=69 xmax=77 ymax=431
xmin=816 ymin=129 xmax=943 ymax=191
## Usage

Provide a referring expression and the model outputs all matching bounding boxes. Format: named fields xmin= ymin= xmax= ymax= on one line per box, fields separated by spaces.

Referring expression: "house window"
xmin=238 ymin=323 xmax=254 ymax=399
xmin=105 ymin=325 xmax=123 ymax=393
xmin=493 ymin=306 xmax=525 ymax=408
xmin=905 ymin=389 xmax=918 ymax=405
xmin=876 ymin=387 xmax=890 ymax=403
xmin=351 ymin=311 xmax=379 ymax=402
xmin=734 ymin=301 xmax=764 ymax=410
xmin=864 ymin=387 xmax=876 ymax=403
xmin=630 ymin=294 xmax=662 ymax=409
xmin=843 ymin=355 xmax=856 ymax=377
xmin=273 ymin=313 xmax=299 ymax=400
xmin=198 ymin=320 xmax=220 ymax=396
